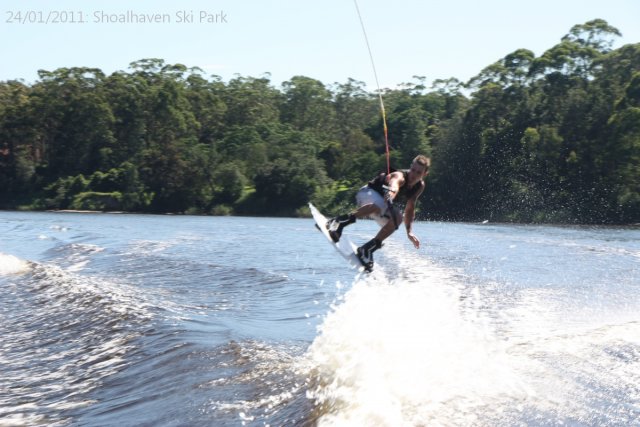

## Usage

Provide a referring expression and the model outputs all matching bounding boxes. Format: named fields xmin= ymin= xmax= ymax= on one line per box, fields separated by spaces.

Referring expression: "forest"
xmin=1 ymin=19 xmax=639 ymax=223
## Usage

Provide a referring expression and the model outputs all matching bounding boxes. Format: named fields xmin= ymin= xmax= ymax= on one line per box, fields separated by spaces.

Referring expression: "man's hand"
xmin=407 ymin=231 xmax=420 ymax=249
xmin=384 ymin=172 xmax=403 ymax=203
xmin=384 ymin=189 xmax=396 ymax=203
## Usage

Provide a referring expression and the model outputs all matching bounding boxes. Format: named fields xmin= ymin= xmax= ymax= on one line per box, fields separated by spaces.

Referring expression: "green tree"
xmin=224 ymin=75 xmax=281 ymax=127
xmin=185 ymin=71 xmax=227 ymax=147
xmin=32 ymin=67 xmax=116 ymax=177
xmin=531 ymin=19 xmax=621 ymax=79
xmin=281 ymin=76 xmax=336 ymax=136
xmin=0 ymin=81 xmax=38 ymax=198
xmin=212 ymin=162 xmax=248 ymax=205
xmin=104 ymin=71 xmax=148 ymax=164
xmin=600 ymin=72 xmax=640 ymax=221
xmin=252 ymin=155 xmax=328 ymax=214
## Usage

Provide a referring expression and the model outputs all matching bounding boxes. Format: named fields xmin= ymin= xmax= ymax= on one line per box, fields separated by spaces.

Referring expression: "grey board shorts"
xmin=356 ymin=186 xmax=392 ymax=227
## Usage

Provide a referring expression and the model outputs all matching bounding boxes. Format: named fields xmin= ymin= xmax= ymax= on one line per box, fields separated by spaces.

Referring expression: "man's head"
xmin=407 ymin=155 xmax=430 ymax=183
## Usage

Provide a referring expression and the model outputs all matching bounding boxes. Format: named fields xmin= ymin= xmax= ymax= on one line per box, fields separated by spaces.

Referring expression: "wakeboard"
xmin=308 ymin=203 xmax=370 ymax=272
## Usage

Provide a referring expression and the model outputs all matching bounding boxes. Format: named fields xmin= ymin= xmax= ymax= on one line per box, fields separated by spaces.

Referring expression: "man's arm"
xmin=384 ymin=172 xmax=405 ymax=202
xmin=404 ymin=182 xmax=425 ymax=249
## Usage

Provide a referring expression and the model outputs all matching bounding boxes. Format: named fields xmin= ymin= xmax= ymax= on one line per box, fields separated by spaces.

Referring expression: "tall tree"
xmin=32 ymin=68 xmax=116 ymax=178
xmin=281 ymin=76 xmax=336 ymax=136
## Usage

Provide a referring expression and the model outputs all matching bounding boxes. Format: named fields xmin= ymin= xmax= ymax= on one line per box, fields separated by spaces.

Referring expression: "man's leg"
xmin=357 ymin=208 xmax=402 ymax=270
xmin=352 ymin=203 xmax=381 ymax=219
xmin=327 ymin=203 xmax=381 ymax=243
xmin=374 ymin=208 xmax=402 ymax=242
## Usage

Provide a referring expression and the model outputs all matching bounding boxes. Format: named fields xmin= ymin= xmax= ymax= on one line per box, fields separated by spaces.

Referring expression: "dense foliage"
xmin=1 ymin=20 xmax=639 ymax=223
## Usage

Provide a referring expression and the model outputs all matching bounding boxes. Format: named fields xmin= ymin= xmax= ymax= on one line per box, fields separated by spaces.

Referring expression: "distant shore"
xmin=3 ymin=209 xmax=638 ymax=228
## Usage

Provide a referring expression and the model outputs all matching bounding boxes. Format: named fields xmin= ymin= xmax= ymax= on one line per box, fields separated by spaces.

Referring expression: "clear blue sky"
xmin=1 ymin=0 xmax=639 ymax=90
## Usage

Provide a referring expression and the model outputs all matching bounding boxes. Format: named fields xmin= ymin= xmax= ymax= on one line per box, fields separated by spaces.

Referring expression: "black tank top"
xmin=367 ymin=170 xmax=423 ymax=203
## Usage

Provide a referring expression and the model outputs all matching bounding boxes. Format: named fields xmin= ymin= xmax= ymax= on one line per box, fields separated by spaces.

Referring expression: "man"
xmin=327 ymin=155 xmax=430 ymax=271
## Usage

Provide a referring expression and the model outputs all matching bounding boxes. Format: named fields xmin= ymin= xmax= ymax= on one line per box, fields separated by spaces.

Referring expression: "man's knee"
xmin=383 ymin=215 xmax=401 ymax=232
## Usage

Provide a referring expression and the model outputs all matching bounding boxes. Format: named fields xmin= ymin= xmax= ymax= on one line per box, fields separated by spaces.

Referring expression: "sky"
xmin=1 ymin=0 xmax=639 ymax=91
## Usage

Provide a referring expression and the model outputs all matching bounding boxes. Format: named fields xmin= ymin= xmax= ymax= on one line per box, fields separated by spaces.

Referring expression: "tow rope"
xmin=353 ymin=0 xmax=391 ymax=175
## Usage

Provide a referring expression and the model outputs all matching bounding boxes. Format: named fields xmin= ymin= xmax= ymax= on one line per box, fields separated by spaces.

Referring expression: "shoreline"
xmin=2 ymin=208 xmax=639 ymax=228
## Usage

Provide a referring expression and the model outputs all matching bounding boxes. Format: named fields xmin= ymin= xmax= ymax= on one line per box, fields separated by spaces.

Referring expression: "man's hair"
xmin=413 ymin=155 xmax=431 ymax=171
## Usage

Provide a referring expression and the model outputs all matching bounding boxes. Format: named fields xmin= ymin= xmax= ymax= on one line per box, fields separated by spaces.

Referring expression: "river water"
xmin=0 ymin=211 xmax=639 ymax=426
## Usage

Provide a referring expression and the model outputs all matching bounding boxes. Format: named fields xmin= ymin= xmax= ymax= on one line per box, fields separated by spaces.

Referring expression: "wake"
xmin=304 ymin=244 xmax=532 ymax=425
xmin=303 ymin=241 xmax=640 ymax=426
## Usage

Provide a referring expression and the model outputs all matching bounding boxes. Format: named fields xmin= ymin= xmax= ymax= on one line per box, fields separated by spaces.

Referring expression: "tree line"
xmin=1 ymin=19 xmax=639 ymax=223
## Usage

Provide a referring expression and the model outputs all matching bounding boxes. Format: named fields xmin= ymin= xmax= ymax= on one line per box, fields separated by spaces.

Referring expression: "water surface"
xmin=1 ymin=211 xmax=639 ymax=426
